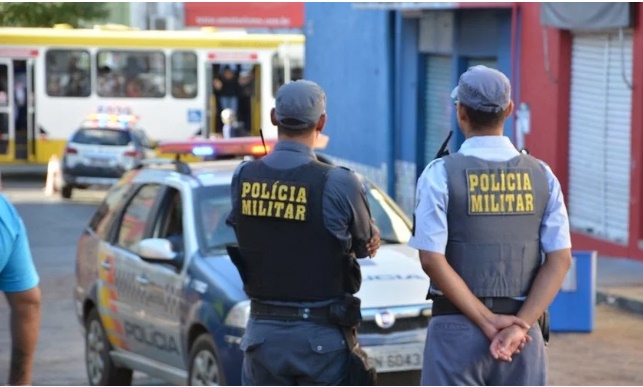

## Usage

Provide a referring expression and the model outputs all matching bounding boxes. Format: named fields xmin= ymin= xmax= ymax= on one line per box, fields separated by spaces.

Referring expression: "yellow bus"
xmin=0 ymin=25 xmax=304 ymax=166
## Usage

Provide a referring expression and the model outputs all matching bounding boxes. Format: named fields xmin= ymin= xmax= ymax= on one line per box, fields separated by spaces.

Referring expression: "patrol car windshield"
xmin=363 ymin=182 xmax=412 ymax=244
xmin=71 ymin=128 xmax=132 ymax=146
xmin=195 ymin=180 xmax=412 ymax=255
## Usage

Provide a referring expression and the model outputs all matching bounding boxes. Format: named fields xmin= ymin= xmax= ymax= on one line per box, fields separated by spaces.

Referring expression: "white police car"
xmin=74 ymin=138 xmax=432 ymax=386
xmin=61 ymin=107 xmax=156 ymax=199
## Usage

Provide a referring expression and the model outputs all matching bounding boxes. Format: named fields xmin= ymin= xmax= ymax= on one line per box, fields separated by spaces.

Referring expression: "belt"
xmin=250 ymin=300 xmax=332 ymax=323
xmin=432 ymin=297 xmax=523 ymax=316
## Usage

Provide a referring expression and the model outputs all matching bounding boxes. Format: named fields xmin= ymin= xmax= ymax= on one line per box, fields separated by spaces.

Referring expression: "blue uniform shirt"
xmin=0 ymin=195 xmax=39 ymax=292
xmin=409 ymin=135 xmax=572 ymax=255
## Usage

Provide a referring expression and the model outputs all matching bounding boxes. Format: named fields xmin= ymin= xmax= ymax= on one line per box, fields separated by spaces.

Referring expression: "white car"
xmin=60 ymin=111 xmax=156 ymax=199
xmin=74 ymin=138 xmax=432 ymax=386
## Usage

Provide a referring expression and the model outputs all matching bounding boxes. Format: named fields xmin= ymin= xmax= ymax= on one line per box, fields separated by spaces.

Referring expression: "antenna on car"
xmin=259 ymin=128 xmax=268 ymax=156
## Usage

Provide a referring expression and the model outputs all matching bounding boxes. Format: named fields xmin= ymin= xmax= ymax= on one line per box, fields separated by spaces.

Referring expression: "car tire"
xmin=188 ymin=334 xmax=226 ymax=386
xmin=85 ymin=308 xmax=133 ymax=386
xmin=61 ymin=184 xmax=73 ymax=199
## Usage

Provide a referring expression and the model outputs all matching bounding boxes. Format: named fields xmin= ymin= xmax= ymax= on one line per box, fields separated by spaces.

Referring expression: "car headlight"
xmin=224 ymin=300 xmax=250 ymax=329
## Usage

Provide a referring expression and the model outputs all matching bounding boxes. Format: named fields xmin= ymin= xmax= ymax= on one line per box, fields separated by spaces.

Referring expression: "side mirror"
xmin=136 ymin=238 xmax=177 ymax=261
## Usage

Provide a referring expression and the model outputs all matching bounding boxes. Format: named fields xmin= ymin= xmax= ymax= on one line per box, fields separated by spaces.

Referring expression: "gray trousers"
xmin=422 ymin=314 xmax=546 ymax=386
xmin=240 ymin=318 xmax=349 ymax=386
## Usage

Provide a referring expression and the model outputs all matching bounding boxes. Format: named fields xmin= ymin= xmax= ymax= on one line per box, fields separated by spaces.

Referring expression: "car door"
xmin=133 ymin=186 xmax=187 ymax=368
xmin=108 ymin=183 xmax=165 ymax=355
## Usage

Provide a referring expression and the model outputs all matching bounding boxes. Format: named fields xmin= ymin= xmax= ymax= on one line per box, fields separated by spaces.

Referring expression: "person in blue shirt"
xmin=409 ymin=65 xmax=572 ymax=386
xmin=0 ymin=195 xmax=41 ymax=386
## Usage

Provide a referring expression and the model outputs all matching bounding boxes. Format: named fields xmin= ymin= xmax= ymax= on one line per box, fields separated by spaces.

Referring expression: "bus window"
xmin=271 ymin=52 xmax=304 ymax=96
xmin=171 ymin=51 xmax=198 ymax=99
xmin=96 ymin=50 xmax=166 ymax=98
xmin=45 ymin=50 xmax=91 ymax=97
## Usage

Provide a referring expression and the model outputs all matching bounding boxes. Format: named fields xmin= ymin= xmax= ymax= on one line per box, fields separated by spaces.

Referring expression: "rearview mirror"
xmin=136 ymin=238 xmax=177 ymax=261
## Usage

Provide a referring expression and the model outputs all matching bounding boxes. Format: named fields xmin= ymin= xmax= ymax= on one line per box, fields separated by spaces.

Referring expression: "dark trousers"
xmin=241 ymin=318 xmax=349 ymax=386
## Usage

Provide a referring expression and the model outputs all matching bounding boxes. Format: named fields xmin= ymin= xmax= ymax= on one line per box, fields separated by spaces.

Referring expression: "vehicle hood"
xmin=202 ymin=244 xmax=431 ymax=309
xmin=355 ymin=244 xmax=431 ymax=309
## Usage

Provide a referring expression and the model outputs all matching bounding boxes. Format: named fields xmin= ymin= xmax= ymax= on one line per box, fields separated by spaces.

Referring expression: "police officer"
xmin=0 ymin=195 xmax=41 ymax=386
xmin=226 ymin=79 xmax=380 ymax=385
xmin=409 ymin=65 xmax=572 ymax=386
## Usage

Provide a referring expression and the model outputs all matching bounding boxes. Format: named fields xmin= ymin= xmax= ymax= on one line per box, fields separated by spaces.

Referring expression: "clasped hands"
xmin=482 ymin=314 xmax=533 ymax=363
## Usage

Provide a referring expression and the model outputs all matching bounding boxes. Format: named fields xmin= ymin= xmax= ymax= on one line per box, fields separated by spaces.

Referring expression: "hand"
xmin=481 ymin=313 xmax=531 ymax=341
xmin=366 ymin=220 xmax=380 ymax=258
xmin=213 ymin=79 xmax=222 ymax=90
xmin=489 ymin=324 xmax=532 ymax=362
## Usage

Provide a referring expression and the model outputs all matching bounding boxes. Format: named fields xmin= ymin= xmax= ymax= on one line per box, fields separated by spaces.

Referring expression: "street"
xmin=0 ymin=177 xmax=642 ymax=385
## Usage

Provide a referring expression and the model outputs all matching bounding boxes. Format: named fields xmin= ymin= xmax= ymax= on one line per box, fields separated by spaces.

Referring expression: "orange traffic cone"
xmin=44 ymin=155 xmax=61 ymax=196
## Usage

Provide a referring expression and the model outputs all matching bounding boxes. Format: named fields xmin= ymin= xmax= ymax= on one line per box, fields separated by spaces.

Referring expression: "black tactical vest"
xmin=441 ymin=153 xmax=550 ymax=298
xmin=234 ymin=159 xmax=346 ymax=301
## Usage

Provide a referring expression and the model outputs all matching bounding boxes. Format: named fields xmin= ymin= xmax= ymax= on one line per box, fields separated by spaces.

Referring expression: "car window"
xmin=151 ymin=188 xmax=184 ymax=252
xmin=72 ymin=128 xmax=132 ymax=146
xmin=116 ymin=184 xmax=163 ymax=251
xmin=88 ymin=179 xmax=138 ymax=239
xmin=364 ymin=182 xmax=412 ymax=244
xmin=194 ymin=185 xmax=237 ymax=254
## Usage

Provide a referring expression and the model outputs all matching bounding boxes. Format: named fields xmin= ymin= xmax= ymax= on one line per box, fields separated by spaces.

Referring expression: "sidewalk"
xmin=596 ymin=256 xmax=643 ymax=315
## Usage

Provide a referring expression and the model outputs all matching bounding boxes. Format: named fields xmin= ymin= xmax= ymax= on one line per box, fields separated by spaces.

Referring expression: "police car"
xmin=60 ymin=106 xmax=156 ymax=199
xmin=74 ymin=138 xmax=432 ymax=386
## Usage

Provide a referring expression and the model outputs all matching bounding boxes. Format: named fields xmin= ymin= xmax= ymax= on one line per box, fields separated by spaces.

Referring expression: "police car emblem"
xmin=374 ymin=310 xmax=396 ymax=329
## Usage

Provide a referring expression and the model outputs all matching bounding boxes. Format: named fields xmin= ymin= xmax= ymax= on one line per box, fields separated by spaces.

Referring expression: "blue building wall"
xmin=452 ymin=10 xmax=514 ymax=147
xmin=304 ymin=5 xmax=517 ymax=208
xmin=304 ymin=3 xmax=393 ymax=190
xmin=394 ymin=16 xmax=422 ymax=214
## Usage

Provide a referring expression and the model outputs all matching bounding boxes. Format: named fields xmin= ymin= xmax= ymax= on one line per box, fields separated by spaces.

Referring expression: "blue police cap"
xmin=450 ymin=65 xmax=511 ymax=113
xmin=275 ymin=80 xmax=326 ymax=130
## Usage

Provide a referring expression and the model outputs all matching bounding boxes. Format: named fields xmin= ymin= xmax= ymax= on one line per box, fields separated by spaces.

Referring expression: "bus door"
xmin=0 ymin=59 xmax=13 ymax=160
xmin=207 ymin=59 xmax=261 ymax=137
xmin=26 ymin=58 xmax=36 ymax=161
xmin=11 ymin=59 xmax=30 ymax=161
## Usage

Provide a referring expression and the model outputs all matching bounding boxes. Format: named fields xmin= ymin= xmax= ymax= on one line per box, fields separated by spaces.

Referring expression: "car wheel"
xmin=61 ymin=185 xmax=73 ymax=199
xmin=188 ymin=334 xmax=225 ymax=386
xmin=85 ymin=308 xmax=133 ymax=386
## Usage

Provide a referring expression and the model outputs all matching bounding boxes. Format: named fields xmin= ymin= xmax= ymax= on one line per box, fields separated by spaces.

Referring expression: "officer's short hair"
xmin=460 ymin=103 xmax=507 ymax=131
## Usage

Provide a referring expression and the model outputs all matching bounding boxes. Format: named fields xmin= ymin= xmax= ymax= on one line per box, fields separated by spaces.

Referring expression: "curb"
xmin=596 ymin=290 xmax=643 ymax=316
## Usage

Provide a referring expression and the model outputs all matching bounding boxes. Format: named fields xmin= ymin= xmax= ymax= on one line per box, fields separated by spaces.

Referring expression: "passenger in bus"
xmin=213 ymin=66 xmax=240 ymax=113
xmin=221 ymin=109 xmax=247 ymax=139
xmin=126 ymin=78 xmax=143 ymax=98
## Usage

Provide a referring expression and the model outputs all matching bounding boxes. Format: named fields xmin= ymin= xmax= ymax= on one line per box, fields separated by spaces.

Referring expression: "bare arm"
xmin=517 ymin=249 xmax=572 ymax=326
xmin=5 ymin=286 xmax=42 ymax=386
xmin=420 ymin=250 xmax=529 ymax=340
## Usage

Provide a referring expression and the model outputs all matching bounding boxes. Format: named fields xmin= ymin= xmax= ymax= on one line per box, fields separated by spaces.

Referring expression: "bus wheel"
xmin=61 ymin=185 xmax=73 ymax=199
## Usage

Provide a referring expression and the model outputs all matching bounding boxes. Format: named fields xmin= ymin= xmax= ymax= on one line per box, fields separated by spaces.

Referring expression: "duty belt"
xmin=432 ymin=296 xmax=523 ymax=316
xmin=250 ymin=300 xmax=332 ymax=323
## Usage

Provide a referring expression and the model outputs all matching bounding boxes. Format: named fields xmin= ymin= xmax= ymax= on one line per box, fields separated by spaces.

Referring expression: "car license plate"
xmin=362 ymin=343 xmax=424 ymax=373
xmin=88 ymin=157 xmax=111 ymax=167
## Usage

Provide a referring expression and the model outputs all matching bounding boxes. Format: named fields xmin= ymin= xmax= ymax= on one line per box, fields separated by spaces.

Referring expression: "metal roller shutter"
xmin=467 ymin=58 xmax=498 ymax=69
xmin=424 ymin=55 xmax=453 ymax=163
xmin=568 ymin=32 xmax=632 ymax=243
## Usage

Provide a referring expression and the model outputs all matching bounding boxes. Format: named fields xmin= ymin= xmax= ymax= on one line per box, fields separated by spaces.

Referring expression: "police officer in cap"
xmin=409 ymin=65 xmax=572 ymax=385
xmin=226 ymin=79 xmax=380 ymax=385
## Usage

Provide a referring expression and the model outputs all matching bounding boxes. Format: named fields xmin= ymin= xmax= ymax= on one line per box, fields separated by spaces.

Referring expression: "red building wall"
xmin=519 ymin=2 xmax=643 ymax=261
